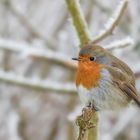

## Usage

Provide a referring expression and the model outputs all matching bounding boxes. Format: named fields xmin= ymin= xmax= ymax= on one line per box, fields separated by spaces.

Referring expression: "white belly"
xmin=77 ymin=69 xmax=129 ymax=110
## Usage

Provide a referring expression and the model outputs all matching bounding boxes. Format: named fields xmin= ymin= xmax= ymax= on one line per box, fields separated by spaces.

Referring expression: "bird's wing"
xmin=106 ymin=66 xmax=140 ymax=107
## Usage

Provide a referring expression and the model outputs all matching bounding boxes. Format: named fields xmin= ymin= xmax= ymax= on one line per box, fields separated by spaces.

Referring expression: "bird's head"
xmin=72 ymin=44 xmax=112 ymax=67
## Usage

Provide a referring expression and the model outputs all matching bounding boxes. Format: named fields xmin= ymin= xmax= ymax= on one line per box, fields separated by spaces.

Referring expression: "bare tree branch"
xmin=0 ymin=70 xmax=76 ymax=93
xmin=105 ymin=37 xmax=134 ymax=51
xmin=76 ymin=107 xmax=98 ymax=140
xmin=0 ymin=38 xmax=77 ymax=70
xmin=92 ymin=0 xmax=128 ymax=44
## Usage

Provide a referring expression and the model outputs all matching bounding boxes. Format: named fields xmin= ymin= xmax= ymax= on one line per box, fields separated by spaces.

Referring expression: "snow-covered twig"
xmin=105 ymin=37 xmax=134 ymax=51
xmin=23 ymin=49 xmax=77 ymax=70
xmin=0 ymin=70 xmax=76 ymax=93
xmin=0 ymin=38 xmax=77 ymax=69
xmin=92 ymin=0 xmax=128 ymax=44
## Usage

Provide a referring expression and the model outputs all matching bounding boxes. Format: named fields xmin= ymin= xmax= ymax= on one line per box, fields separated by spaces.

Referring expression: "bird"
xmin=72 ymin=44 xmax=140 ymax=111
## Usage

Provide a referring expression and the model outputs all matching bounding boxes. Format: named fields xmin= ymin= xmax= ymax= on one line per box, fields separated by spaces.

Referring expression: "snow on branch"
xmin=92 ymin=0 xmax=128 ymax=44
xmin=105 ymin=37 xmax=134 ymax=51
xmin=0 ymin=70 xmax=76 ymax=93
xmin=0 ymin=38 xmax=77 ymax=69
xmin=22 ymin=48 xmax=77 ymax=69
xmin=0 ymin=38 xmax=28 ymax=52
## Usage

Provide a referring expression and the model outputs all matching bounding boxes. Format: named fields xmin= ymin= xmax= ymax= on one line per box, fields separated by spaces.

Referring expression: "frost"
xmin=105 ymin=37 xmax=134 ymax=50
xmin=0 ymin=70 xmax=76 ymax=93
xmin=94 ymin=0 xmax=128 ymax=43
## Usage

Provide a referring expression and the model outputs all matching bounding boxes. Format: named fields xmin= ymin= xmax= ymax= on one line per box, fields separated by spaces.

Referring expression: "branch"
xmin=105 ymin=37 xmax=134 ymax=51
xmin=0 ymin=70 xmax=76 ymax=93
xmin=0 ymin=38 xmax=77 ymax=70
xmin=66 ymin=0 xmax=92 ymax=45
xmin=76 ymin=107 xmax=98 ymax=140
xmin=92 ymin=0 xmax=128 ymax=44
xmin=24 ymin=49 xmax=77 ymax=70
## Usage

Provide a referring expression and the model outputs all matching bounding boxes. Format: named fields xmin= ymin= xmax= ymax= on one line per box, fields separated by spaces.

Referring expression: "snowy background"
xmin=0 ymin=0 xmax=140 ymax=140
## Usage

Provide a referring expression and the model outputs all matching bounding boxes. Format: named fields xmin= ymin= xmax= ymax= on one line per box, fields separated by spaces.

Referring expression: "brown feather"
xmin=106 ymin=66 xmax=140 ymax=107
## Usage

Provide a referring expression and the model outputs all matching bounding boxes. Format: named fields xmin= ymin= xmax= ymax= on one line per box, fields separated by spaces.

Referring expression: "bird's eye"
xmin=90 ymin=56 xmax=95 ymax=61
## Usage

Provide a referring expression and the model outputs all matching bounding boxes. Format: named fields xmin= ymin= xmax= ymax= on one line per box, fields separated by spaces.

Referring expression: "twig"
xmin=66 ymin=0 xmax=92 ymax=45
xmin=105 ymin=37 xmax=134 ymax=51
xmin=25 ymin=49 xmax=77 ymax=70
xmin=76 ymin=107 xmax=98 ymax=140
xmin=92 ymin=0 xmax=128 ymax=44
xmin=0 ymin=38 xmax=77 ymax=70
xmin=0 ymin=70 xmax=76 ymax=93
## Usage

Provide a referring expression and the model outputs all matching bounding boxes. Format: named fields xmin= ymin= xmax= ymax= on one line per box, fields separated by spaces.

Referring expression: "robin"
xmin=72 ymin=44 xmax=140 ymax=111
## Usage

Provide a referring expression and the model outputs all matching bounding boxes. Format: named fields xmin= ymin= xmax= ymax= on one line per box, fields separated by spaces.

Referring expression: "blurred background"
xmin=0 ymin=0 xmax=140 ymax=140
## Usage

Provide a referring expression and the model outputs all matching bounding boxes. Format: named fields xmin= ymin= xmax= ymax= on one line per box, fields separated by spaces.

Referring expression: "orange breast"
xmin=76 ymin=61 xmax=102 ymax=90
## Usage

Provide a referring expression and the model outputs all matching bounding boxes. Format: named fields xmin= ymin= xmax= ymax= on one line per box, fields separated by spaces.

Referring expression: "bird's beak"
xmin=72 ymin=58 xmax=79 ymax=61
